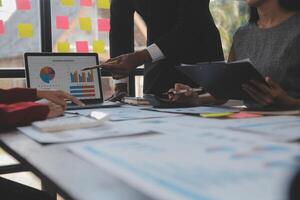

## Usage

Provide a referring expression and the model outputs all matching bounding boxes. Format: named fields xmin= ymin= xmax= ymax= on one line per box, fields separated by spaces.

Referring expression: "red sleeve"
xmin=0 ymin=102 xmax=49 ymax=129
xmin=0 ymin=88 xmax=38 ymax=104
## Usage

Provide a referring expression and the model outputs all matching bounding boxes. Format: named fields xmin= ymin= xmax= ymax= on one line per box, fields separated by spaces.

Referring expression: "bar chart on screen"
xmin=69 ymin=69 xmax=96 ymax=98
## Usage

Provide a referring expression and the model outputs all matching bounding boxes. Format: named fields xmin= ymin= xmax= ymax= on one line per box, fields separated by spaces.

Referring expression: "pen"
xmin=163 ymin=88 xmax=204 ymax=95
xmin=81 ymin=60 xmax=119 ymax=71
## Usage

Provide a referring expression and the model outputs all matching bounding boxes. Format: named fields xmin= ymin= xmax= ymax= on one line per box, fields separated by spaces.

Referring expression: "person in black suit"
xmin=104 ymin=0 xmax=224 ymax=97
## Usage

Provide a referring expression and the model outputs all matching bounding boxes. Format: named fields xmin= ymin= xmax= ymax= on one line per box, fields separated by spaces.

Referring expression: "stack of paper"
xmin=69 ymin=128 xmax=300 ymax=200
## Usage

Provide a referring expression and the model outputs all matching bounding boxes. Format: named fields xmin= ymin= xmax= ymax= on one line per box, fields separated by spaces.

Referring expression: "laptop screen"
xmin=25 ymin=53 xmax=103 ymax=102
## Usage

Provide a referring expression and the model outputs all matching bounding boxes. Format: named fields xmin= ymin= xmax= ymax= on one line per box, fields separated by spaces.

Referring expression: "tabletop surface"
xmin=0 ymin=106 xmax=168 ymax=200
xmin=1 ymin=105 xmax=299 ymax=200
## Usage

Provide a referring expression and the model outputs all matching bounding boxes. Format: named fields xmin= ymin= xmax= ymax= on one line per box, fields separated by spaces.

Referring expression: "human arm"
xmin=0 ymin=88 xmax=83 ymax=109
xmin=168 ymin=83 xmax=227 ymax=106
xmin=0 ymin=88 xmax=38 ymax=104
xmin=0 ymin=102 xmax=64 ymax=129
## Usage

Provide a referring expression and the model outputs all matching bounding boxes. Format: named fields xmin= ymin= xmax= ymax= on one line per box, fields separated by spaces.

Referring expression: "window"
xmin=210 ymin=0 xmax=249 ymax=59
xmin=0 ymin=0 xmax=250 ymax=95
xmin=0 ymin=1 xmax=41 ymax=88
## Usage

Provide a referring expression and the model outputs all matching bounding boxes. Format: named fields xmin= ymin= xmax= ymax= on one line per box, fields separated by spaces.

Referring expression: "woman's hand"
xmin=37 ymin=90 xmax=84 ymax=109
xmin=242 ymin=77 xmax=300 ymax=106
xmin=46 ymin=102 xmax=64 ymax=119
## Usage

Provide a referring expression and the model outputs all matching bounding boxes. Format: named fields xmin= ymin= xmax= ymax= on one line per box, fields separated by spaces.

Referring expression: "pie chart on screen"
xmin=40 ymin=66 xmax=55 ymax=84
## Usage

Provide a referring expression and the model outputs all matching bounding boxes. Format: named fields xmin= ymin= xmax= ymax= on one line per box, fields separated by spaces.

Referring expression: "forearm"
xmin=0 ymin=88 xmax=38 ymax=104
xmin=0 ymin=102 xmax=49 ymax=129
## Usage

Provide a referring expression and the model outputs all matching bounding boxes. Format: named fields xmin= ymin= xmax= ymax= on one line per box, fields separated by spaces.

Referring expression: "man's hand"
xmin=102 ymin=50 xmax=152 ymax=80
xmin=37 ymin=90 xmax=84 ymax=109
xmin=168 ymin=83 xmax=201 ymax=106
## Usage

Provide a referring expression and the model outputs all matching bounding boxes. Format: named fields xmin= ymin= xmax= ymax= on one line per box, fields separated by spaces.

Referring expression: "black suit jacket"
xmin=110 ymin=0 xmax=224 ymax=95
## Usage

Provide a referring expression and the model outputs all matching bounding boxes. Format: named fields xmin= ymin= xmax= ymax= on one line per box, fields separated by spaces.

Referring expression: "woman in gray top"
xmin=169 ymin=0 xmax=300 ymax=107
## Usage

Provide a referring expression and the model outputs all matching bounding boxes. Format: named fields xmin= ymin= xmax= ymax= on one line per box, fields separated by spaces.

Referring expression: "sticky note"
xmin=98 ymin=18 xmax=110 ymax=32
xmin=56 ymin=16 xmax=69 ymax=30
xmin=57 ymin=42 xmax=70 ymax=52
xmin=80 ymin=0 xmax=92 ymax=6
xmin=16 ymin=0 xmax=31 ymax=10
xmin=18 ymin=23 xmax=33 ymax=38
xmin=200 ymin=112 xmax=234 ymax=118
xmin=0 ymin=20 xmax=4 ymax=35
xmin=76 ymin=41 xmax=89 ymax=53
xmin=0 ymin=0 xmax=2 ymax=7
xmin=97 ymin=0 xmax=110 ymax=9
xmin=60 ymin=0 xmax=75 ymax=6
xmin=79 ymin=17 xmax=92 ymax=31
xmin=93 ymin=40 xmax=105 ymax=54
xmin=228 ymin=112 xmax=262 ymax=119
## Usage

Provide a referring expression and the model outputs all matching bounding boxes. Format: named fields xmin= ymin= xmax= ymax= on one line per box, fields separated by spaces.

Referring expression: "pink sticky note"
xmin=97 ymin=18 xmax=110 ymax=32
xmin=56 ymin=16 xmax=69 ymax=30
xmin=228 ymin=112 xmax=262 ymax=119
xmin=0 ymin=20 xmax=4 ymax=35
xmin=76 ymin=41 xmax=89 ymax=53
xmin=80 ymin=0 xmax=92 ymax=6
xmin=16 ymin=0 xmax=31 ymax=10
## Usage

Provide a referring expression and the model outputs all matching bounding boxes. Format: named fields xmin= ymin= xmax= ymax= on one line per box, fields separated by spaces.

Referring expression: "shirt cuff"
xmin=147 ymin=44 xmax=165 ymax=62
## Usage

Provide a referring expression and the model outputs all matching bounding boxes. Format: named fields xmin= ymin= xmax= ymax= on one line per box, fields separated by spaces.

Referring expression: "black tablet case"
xmin=177 ymin=61 xmax=266 ymax=101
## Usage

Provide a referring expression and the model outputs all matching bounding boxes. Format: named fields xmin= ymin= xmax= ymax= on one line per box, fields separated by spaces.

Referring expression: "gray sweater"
xmin=233 ymin=12 xmax=300 ymax=98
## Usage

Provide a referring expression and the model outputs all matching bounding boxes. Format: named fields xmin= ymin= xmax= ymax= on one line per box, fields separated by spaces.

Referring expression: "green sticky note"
xmin=93 ymin=40 xmax=105 ymax=54
xmin=57 ymin=42 xmax=70 ymax=52
xmin=18 ymin=23 xmax=33 ymax=38
xmin=200 ymin=112 xmax=234 ymax=118
xmin=79 ymin=17 xmax=92 ymax=31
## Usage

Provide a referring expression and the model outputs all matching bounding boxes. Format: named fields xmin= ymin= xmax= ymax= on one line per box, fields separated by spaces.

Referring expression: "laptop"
xmin=24 ymin=52 xmax=121 ymax=110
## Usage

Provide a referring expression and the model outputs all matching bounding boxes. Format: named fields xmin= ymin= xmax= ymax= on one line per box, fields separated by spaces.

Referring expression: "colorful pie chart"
xmin=40 ymin=66 xmax=55 ymax=84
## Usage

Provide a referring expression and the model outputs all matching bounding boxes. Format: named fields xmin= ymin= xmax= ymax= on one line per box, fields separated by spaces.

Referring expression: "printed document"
xmin=69 ymin=128 xmax=300 ymax=200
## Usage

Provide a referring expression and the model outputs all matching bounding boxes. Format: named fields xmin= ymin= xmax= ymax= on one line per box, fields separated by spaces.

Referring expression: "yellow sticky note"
xmin=79 ymin=17 xmax=92 ymax=31
xmin=93 ymin=40 xmax=105 ymax=54
xmin=60 ymin=0 xmax=75 ymax=6
xmin=57 ymin=42 xmax=70 ymax=52
xmin=97 ymin=0 xmax=110 ymax=9
xmin=0 ymin=0 xmax=3 ymax=7
xmin=200 ymin=112 xmax=234 ymax=118
xmin=18 ymin=23 xmax=33 ymax=38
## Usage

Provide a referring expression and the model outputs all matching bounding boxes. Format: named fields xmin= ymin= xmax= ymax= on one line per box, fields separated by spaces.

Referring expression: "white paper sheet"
xmin=68 ymin=129 xmax=300 ymax=200
xmin=70 ymin=105 xmax=180 ymax=121
xmin=145 ymin=115 xmax=300 ymax=142
xmin=226 ymin=116 xmax=300 ymax=142
xmin=145 ymin=106 xmax=240 ymax=115
xmin=18 ymin=120 xmax=156 ymax=144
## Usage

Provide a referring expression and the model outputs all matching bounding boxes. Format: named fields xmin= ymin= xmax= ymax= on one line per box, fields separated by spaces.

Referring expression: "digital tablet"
xmin=176 ymin=59 xmax=267 ymax=101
